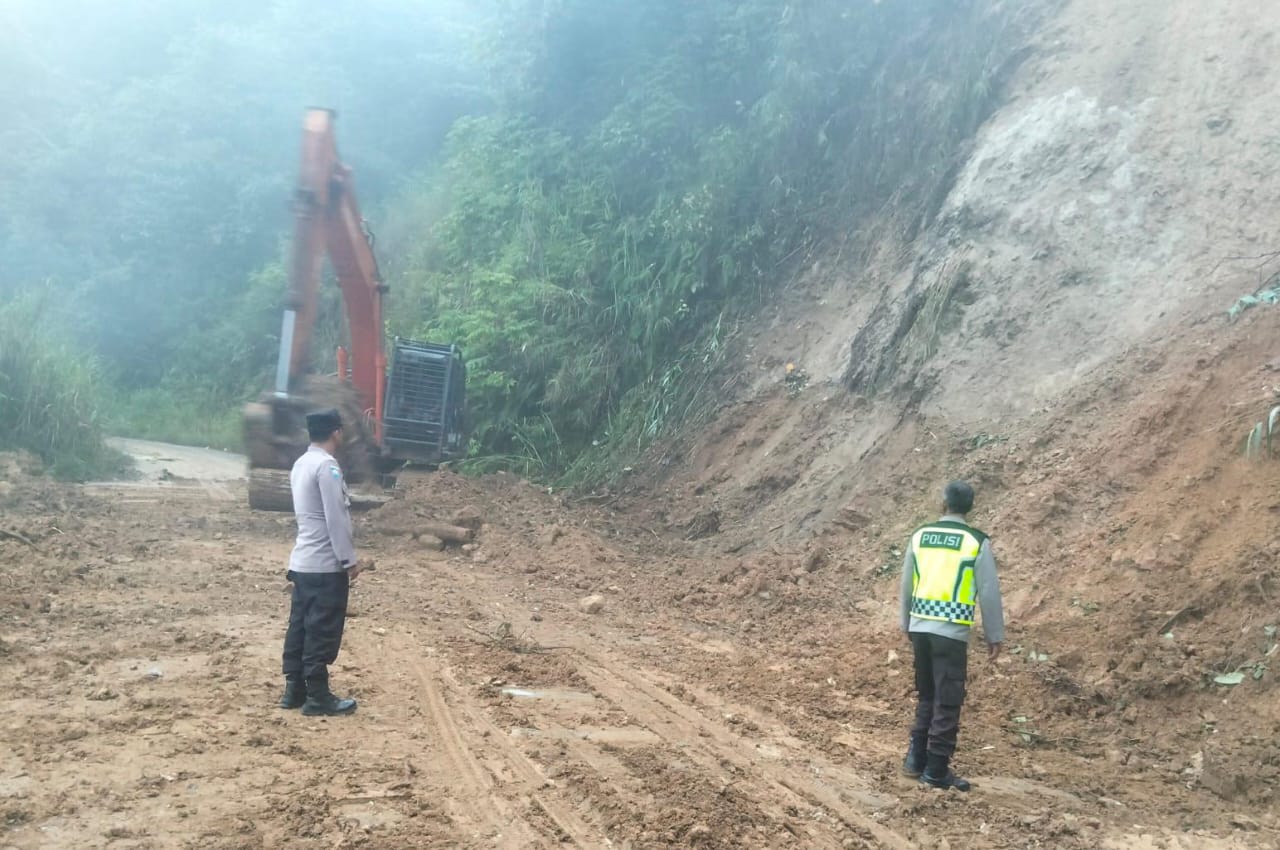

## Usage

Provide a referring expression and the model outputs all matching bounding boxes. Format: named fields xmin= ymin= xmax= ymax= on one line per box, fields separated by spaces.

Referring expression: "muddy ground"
xmin=2 ymin=430 xmax=1276 ymax=850
xmin=7 ymin=0 xmax=1280 ymax=845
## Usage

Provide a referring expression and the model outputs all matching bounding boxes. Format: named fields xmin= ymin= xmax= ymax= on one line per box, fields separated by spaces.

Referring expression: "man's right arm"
xmin=899 ymin=549 xmax=915 ymax=633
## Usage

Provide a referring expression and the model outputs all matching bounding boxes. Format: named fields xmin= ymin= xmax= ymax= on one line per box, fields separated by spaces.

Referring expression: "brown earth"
xmin=4 ymin=308 xmax=1280 ymax=850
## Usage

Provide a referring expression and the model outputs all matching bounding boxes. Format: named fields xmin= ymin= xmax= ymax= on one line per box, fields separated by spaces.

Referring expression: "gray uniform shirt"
xmin=288 ymin=446 xmax=356 ymax=574
xmin=899 ymin=514 xmax=1005 ymax=644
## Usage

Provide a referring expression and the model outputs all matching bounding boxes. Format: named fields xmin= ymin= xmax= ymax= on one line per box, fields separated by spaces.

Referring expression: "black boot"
xmin=919 ymin=753 xmax=970 ymax=791
xmin=301 ymin=678 xmax=357 ymax=716
xmin=902 ymin=736 xmax=927 ymax=778
xmin=279 ymin=676 xmax=307 ymax=709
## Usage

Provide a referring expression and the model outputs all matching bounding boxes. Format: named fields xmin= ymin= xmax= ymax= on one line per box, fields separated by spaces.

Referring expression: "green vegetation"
xmin=1244 ymin=405 xmax=1280 ymax=459
xmin=388 ymin=0 xmax=1037 ymax=482
xmin=0 ymin=293 xmax=125 ymax=479
xmin=1 ymin=0 xmax=1039 ymax=481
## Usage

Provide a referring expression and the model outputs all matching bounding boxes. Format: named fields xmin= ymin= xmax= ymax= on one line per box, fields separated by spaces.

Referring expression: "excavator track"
xmin=247 ymin=468 xmax=295 ymax=512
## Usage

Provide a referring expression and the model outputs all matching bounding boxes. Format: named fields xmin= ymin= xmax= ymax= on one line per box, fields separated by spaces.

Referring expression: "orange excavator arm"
xmin=246 ymin=106 xmax=465 ymax=512
xmin=276 ymin=108 xmax=386 ymax=438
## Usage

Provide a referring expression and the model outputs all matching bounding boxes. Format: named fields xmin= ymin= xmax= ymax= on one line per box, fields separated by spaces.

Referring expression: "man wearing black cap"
xmin=278 ymin=408 xmax=360 ymax=716
xmin=899 ymin=480 xmax=1004 ymax=791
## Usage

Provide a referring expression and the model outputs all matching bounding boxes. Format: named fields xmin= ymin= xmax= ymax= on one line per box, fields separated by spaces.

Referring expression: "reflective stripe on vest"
xmin=910 ymin=523 xmax=984 ymax=626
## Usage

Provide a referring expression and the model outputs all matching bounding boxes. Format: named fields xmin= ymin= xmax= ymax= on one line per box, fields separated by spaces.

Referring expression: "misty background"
xmin=0 ymin=0 xmax=1032 ymax=480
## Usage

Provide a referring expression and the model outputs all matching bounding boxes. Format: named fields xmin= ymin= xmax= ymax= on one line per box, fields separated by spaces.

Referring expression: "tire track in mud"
xmin=410 ymin=653 xmax=523 ymax=844
xmin=392 ymin=634 xmax=602 ymax=848
xmin=567 ymin=646 xmax=916 ymax=850
xmin=434 ymin=662 xmax=604 ymax=847
xmin=405 ymin=559 xmax=912 ymax=847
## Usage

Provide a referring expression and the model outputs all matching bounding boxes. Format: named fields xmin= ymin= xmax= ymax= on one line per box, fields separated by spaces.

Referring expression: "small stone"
xmin=579 ymin=595 xmax=605 ymax=614
xmin=1134 ymin=542 xmax=1160 ymax=570
xmin=803 ymin=548 xmax=829 ymax=572
xmin=530 ymin=613 xmax=543 ymax=622
xmin=688 ymin=823 xmax=712 ymax=842
xmin=450 ymin=506 xmax=483 ymax=530
xmin=1229 ymin=813 xmax=1260 ymax=831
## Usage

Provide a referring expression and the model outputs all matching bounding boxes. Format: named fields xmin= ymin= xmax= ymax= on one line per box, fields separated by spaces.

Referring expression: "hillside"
xmin=641 ymin=0 xmax=1280 ymax=536
xmin=606 ymin=0 xmax=1280 ymax=833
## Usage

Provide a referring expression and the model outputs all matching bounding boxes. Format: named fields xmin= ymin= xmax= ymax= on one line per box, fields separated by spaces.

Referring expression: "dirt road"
xmin=0 ymin=446 xmax=1273 ymax=849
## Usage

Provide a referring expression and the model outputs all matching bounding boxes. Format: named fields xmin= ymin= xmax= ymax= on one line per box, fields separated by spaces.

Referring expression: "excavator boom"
xmin=278 ymin=108 xmax=385 ymax=432
xmin=244 ymin=108 xmax=466 ymax=512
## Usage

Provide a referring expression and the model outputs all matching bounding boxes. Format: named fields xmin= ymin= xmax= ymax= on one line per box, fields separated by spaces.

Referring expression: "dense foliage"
xmin=0 ymin=292 xmax=124 ymax=478
xmin=388 ymin=0 xmax=1034 ymax=477
xmin=0 ymin=0 xmax=1035 ymax=480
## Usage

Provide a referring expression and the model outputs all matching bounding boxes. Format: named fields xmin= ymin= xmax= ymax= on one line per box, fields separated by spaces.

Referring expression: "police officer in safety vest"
xmin=899 ymin=480 xmax=1004 ymax=791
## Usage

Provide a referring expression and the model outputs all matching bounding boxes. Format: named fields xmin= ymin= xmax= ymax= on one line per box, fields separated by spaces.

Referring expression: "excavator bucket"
xmin=243 ymin=375 xmax=374 ymax=512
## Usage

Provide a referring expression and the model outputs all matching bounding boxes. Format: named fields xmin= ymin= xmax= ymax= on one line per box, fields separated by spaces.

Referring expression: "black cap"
xmin=306 ymin=408 xmax=342 ymax=439
xmin=943 ymin=480 xmax=975 ymax=514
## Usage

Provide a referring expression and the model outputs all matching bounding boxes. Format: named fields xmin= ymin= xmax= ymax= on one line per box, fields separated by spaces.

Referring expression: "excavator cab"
xmin=381 ymin=338 xmax=466 ymax=464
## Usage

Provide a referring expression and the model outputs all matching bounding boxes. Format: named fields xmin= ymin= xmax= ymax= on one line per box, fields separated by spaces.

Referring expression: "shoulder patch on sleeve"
xmin=329 ymin=465 xmax=342 ymax=479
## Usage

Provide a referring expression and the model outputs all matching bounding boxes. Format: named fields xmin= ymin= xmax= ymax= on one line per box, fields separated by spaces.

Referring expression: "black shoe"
xmin=919 ymin=753 xmax=971 ymax=791
xmin=301 ymin=679 xmax=357 ymax=716
xmin=902 ymin=737 xmax=927 ymax=778
xmin=279 ymin=677 xmax=307 ymax=709
xmin=919 ymin=769 xmax=971 ymax=792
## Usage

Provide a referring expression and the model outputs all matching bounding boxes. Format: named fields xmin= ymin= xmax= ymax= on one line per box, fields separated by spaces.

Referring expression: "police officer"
xmin=278 ymin=408 xmax=361 ymax=716
xmin=899 ymin=480 xmax=1004 ymax=790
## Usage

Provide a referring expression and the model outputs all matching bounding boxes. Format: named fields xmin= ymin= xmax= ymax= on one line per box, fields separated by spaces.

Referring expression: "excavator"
xmin=242 ymin=108 xmax=466 ymax=511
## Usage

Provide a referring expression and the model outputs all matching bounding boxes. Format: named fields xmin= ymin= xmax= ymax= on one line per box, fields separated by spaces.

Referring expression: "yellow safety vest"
xmin=910 ymin=521 xmax=987 ymax=626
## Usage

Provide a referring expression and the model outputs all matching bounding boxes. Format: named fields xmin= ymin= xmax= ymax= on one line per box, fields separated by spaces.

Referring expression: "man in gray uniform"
xmin=279 ymin=408 xmax=361 ymax=716
xmin=899 ymin=480 xmax=1004 ymax=791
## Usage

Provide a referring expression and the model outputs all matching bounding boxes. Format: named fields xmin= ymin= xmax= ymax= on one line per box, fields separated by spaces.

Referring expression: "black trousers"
xmin=909 ymin=632 xmax=969 ymax=758
xmin=282 ymin=570 xmax=349 ymax=682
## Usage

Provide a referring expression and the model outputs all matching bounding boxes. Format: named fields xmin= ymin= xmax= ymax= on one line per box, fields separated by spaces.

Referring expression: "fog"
xmin=0 ymin=0 xmax=494 ymax=379
xmin=1 ymin=0 xmax=1031 ymax=472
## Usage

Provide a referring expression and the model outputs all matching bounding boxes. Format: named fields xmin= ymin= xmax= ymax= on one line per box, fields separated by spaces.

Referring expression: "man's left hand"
xmin=346 ymin=563 xmax=363 ymax=583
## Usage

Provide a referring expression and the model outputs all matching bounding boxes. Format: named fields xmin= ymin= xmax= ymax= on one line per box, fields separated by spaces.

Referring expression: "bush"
xmin=0 ymin=293 xmax=125 ymax=479
xmin=103 ymin=386 xmax=243 ymax=452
